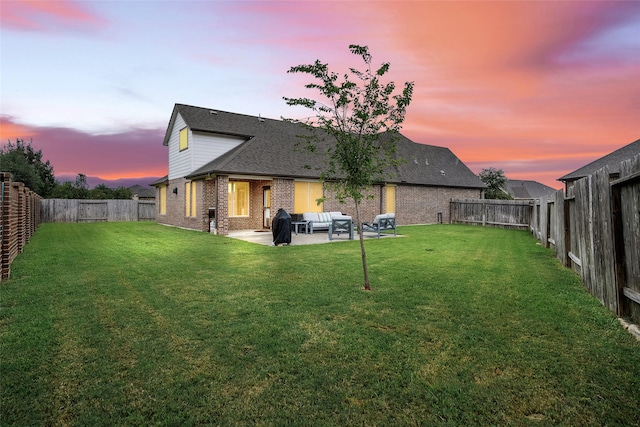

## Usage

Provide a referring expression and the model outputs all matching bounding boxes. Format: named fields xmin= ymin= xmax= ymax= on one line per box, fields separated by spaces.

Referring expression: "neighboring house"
xmin=559 ymin=139 xmax=640 ymax=193
xmin=505 ymin=179 xmax=557 ymax=200
xmin=152 ymin=104 xmax=485 ymax=235
xmin=129 ymin=184 xmax=156 ymax=200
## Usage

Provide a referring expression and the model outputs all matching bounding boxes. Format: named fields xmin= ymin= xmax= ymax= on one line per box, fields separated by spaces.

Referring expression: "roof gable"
xmin=559 ymin=139 xmax=640 ymax=182
xmin=506 ymin=179 xmax=557 ymax=199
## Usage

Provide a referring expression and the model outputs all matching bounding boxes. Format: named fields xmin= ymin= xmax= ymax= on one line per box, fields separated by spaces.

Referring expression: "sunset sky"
xmin=1 ymin=0 xmax=639 ymax=189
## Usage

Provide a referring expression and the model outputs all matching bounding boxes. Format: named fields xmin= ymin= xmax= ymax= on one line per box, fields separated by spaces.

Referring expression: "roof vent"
xmin=414 ymin=157 xmax=418 ymax=164
xmin=209 ymin=110 xmax=218 ymax=115
xmin=258 ymin=114 xmax=265 ymax=123
xmin=425 ymin=158 xmax=429 ymax=165
xmin=440 ymin=170 xmax=445 ymax=175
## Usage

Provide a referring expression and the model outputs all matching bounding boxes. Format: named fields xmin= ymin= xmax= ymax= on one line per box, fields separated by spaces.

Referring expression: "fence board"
xmin=592 ymin=167 xmax=617 ymax=312
xmin=450 ymin=199 xmax=532 ymax=229
xmin=41 ymin=199 xmax=156 ymax=223
xmin=617 ymin=155 xmax=640 ymax=321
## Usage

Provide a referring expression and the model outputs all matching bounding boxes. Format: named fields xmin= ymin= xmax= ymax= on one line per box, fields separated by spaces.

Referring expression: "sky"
xmin=1 ymin=0 xmax=639 ymax=190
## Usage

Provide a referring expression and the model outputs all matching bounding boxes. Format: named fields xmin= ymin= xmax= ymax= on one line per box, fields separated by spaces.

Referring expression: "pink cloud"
xmin=358 ymin=1 xmax=640 ymax=189
xmin=1 ymin=0 xmax=105 ymax=32
xmin=1 ymin=116 xmax=166 ymax=180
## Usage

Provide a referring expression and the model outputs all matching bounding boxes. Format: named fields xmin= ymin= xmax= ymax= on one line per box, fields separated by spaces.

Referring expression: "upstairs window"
xmin=179 ymin=127 xmax=188 ymax=151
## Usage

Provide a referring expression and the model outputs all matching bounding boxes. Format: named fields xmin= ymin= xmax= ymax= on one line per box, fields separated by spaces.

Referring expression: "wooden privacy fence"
xmin=41 ymin=199 xmax=156 ymax=223
xmin=1 ymin=172 xmax=42 ymax=281
xmin=532 ymin=154 xmax=640 ymax=325
xmin=451 ymin=154 xmax=640 ymax=325
xmin=450 ymin=198 xmax=533 ymax=229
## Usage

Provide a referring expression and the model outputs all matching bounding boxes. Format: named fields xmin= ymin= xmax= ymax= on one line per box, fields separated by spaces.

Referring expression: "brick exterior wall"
xmin=156 ymin=177 xmax=206 ymax=231
xmin=323 ymin=184 xmax=383 ymax=223
xmin=271 ymin=178 xmax=294 ymax=217
xmin=227 ymin=179 xmax=271 ymax=231
xmin=396 ymin=185 xmax=482 ymax=224
xmin=155 ymin=175 xmax=482 ymax=235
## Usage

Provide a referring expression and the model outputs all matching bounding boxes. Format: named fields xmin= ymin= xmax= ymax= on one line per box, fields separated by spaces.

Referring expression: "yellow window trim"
xmin=159 ymin=185 xmax=167 ymax=215
xmin=228 ymin=181 xmax=250 ymax=217
xmin=385 ymin=185 xmax=396 ymax=214
xmin=185 ymin=181 xmax=197 ymax=217
xmin=179 ymin=127 xmax=188 ymax=151
xmin=294 ymin=181 xmax=323 ymax=213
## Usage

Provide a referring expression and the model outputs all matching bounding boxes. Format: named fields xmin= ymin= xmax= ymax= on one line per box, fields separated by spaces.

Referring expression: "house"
xmin=128 ymin=184 xmax=156 ymax=201
xmin=152 ymin=104 xmax=484 ymax=235
xmin=505 ymin=179 xmax=557 ymax=200
xmin=559 ymin=139 xmax=640 ymax=193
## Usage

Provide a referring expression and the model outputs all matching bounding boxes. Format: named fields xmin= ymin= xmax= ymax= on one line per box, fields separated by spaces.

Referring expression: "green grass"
xmin=1 ymin=223 xmax=638 ymax=426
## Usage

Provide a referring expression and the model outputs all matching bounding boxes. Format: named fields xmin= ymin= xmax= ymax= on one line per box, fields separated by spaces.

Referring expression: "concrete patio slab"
xmin=226 ymin=229 xmax=399 ymax=246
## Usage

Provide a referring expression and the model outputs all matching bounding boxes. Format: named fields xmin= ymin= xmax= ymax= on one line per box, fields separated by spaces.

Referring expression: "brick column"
xmin=216 ymin=175 xmax=229 ymax=235
xmin=271 ymin=178 xmax=294 ymax=216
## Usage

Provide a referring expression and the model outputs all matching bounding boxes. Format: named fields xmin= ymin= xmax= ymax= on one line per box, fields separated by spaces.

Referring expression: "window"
xmin=185 ymin=181 xmax=197 ymax=217
xmin=228 ymin=181 xmax=249 ymax=217
xmin=179 ymin=127 xmax=188 ymax=151
xmin=159 ymin=186 xmax=167 ymax=215
xmin=294 ymin=181 xmax=323 ymax=213
xmin=385 ymin=185 xmax=396 ymax=214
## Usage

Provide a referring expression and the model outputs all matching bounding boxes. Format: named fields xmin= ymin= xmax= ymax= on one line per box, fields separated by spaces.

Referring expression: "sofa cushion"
xmin=372 ymin=213 xmax=395 ymax=224
xmin=303 ymin=212 xmax=320 ymax=222
xmin=318 ymin=212 xmax=333 ymax=223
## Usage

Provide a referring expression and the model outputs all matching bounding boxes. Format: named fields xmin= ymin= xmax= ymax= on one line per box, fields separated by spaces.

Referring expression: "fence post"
xmin=563 ymin=196 xmax=572 ymax=268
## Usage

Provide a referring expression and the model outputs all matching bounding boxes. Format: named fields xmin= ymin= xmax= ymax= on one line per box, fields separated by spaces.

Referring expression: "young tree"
xmin=284 ymin=45 xmax=414 ymax=290
xmin=479 ymin=167 xmax=511 ymax=199
xmin=0 ymin=139 xmax=56 ymax=197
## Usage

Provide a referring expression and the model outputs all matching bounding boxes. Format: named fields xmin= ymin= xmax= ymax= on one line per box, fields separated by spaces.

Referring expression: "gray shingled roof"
xmin=128 ymin=184 xmax=156 ymax=198
xmin=559 ymin=139 xmax=640 ymax=182
xmin=172 ymin=104 xmax=484 ymax=189
xmin=505 ymin=180 xmax=557 ymax=199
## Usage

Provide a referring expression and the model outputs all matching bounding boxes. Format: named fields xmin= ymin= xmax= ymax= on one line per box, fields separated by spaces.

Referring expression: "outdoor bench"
xmin=360 ymin=213 xmax=397 ymax=238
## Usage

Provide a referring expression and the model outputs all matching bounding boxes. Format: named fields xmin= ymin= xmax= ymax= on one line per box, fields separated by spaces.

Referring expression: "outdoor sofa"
xmin=302 ymin=211 xmax=351 ymax=234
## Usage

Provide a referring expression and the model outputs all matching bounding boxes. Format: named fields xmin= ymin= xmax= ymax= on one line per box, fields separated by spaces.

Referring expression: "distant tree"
xmin=284 ymin=44 xmax=414 ymax=290
xmin=0 ymin=139 xmax=56 ymax=197
xmin=109 ymin=186 xmax=133 ymax=200
xmin=52 ymin=173 xmax=90 ymax=199
xmin=73 ymin=173 xmax=90 ymax=199
xmin=90 ymin=183 xmax=112 ymax=199
xmin=89 ymin=184 xmax=132 ymax=199
xmin=52 ymin=178 xmax=133 ymax=199
xmin=479 ymin=167 xmax=512 ymax=199
xmin=50 ymin=181 xmax=76 ymax=199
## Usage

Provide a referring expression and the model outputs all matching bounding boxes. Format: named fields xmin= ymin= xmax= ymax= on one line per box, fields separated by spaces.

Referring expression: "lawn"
xmin=1 ymin=223 xmax=639 ymax=426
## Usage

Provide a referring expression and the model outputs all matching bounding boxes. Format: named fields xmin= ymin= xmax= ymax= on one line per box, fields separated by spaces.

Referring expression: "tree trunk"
xmin=355 ymin=200 xmax=371 ymax=290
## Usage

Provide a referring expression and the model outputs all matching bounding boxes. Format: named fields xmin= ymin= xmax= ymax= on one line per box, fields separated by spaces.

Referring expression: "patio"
xmin=227 ymin=229 xmax=400 ymax=246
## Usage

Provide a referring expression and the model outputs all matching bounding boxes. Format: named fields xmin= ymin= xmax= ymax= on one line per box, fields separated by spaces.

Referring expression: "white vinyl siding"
xmin=168 ymin=114 xmax=191 ymax=180
xmin=168 ymin=113 xmax=246 ymax=180
xmin=192 ymin=131 xmax=244 ymax=172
